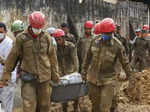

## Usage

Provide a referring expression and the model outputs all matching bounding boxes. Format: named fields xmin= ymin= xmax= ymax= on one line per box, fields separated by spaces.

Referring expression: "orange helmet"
xmin=142 ymin=25 xmax=149 ymax=31
xmin=99 ymin=18 xmax=116 ymax=33
xmin=94 ymin=22 xmax=101 ymax=35
xmin=29 ymin=11 xmax=45 ymax=29
xmin=53 ymin=29 xmax=65 ymax=38
xmin=84 ymin=21 xmax=94 ymax=29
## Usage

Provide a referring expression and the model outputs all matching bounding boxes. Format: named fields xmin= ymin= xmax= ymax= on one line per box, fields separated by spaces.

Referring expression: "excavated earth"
xmin=117 ymin=68 xmax=150 ymax=112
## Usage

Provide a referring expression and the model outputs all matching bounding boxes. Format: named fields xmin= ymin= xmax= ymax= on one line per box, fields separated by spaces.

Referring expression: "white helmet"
xmin=46 ymin=27 xmax=56 ymax=35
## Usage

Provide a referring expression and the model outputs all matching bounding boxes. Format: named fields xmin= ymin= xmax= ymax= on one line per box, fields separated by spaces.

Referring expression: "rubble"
xmin=117 ymin=68 xmax=150 ymax=112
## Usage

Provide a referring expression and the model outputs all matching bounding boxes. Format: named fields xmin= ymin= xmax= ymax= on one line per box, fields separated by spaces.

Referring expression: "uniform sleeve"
xmin=77 ymin=39 xmax=83 ymax=73
xmin=123 ymin=38 xmax=129 ymax=54
xmin=81 ymin=41 xmax=92 ymax=77
xmin=2 ymin=37 xmax=22 ymax=81
xmin=133 ymin=38 xmax=137 ymax=49
xmin=48 ymin=37 xmax=60 ymax=82
xmin=71 ymin=47 xmax=79 ymax=72
xmin=71 ymin=34 xmax=77 ymax=44
xmin=118 ymin=46 xmax=132 ymax=77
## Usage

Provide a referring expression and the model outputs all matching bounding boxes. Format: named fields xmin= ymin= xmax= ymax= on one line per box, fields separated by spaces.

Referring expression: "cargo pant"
xmin=131 ymin=55 xmax=146 ymax=72
xmin=88 ymin=83 xmax=114 ymax=112
xmin=21 ymin=80 xmax=52 ymax=112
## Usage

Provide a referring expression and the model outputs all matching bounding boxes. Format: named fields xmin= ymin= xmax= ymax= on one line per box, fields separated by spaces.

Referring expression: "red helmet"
xmin=84 ymin=21 xmax=93 ymax=29
xmin=94 ymin=22 xmax=101 ymax=35
xmin=99 ymin=18 xmax=116 ymax=33
xmin=142 ymin=25 xmax=149 ymax=31
xmin=53 ymin=29 xmax=65 ymax=38
xmin=29 ymin=11 xmax=45 ymax=29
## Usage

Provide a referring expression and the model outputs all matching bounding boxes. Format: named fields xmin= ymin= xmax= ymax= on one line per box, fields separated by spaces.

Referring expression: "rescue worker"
xmin=114 ymin=24 xmax=129 ymax=54
xmin=46 ymin=27 xmax=55 ymax=36
xmin=77 ymin=21 xmax=94 ymax=73
xmin=53 ymin=29 xmax=79 ymax=112
xmin=61 ymin=23 xmax=76 ymax=44
xmin=11 ymin=20 xmax=24 ymax=37
xmin=135 ymin=29 xmax=142 ymax=37
xmin=143 ymin=25 xmax=150 ymax=67
xmin=81 ymin=18 xmax=132 ymax=112
xmin=129 ymin=29 xmax=141 ymax=44
xmin=0 ymin=22 xmax=16 ymax=112
xmin=46 ymin=27 xmax=57 ymax=47
xmin=132 ymin=25 xmax=150 ymax=72
xmin=142 ymin=25 xmax=150 ymax=40
xmin=0 ymin=11 xmax=60 ymax=112
xmin=11 ymin=20 xmax=25 ymax=73
xmin=128 ymin=29 xmax=141 ymax=62
xmin=11 ymin=20 xmax=25 ymax=111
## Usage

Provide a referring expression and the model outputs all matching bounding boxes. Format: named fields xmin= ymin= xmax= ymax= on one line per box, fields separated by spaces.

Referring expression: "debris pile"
xmin=117 ymin=68 xmax=150 ymax=112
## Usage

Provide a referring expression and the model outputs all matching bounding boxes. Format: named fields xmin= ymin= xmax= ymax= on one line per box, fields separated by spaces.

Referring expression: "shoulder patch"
xmin=16 ymin=32 xmax=30 ymax=43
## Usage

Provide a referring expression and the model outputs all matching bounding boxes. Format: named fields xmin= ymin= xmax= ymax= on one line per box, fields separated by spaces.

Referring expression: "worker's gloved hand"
xmin=81 ymin=74 xmax=87 ymax=81
xmin=118 ymin=73 xmax=127 ymax=81
xmin=52 ymin=74 xmax=60 ymax=83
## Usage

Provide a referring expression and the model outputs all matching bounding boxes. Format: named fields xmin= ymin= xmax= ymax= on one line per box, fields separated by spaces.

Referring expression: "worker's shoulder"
xmin=91 ymin=35 xmax=102 ymax=45
xmin=67 ymin=33 xmax=74 ymax=37
xmin=42 ymin=31 xmax=51 ymax=37
xmin=15 ymin=31 xmax=29 ymax=43
xmin=65 ymin=41 xmax=75 ymax=48
xmin=112 ymin=36 xmax=124 ymax=48
xmin=42 ymin=31 xmax=53 ymax=41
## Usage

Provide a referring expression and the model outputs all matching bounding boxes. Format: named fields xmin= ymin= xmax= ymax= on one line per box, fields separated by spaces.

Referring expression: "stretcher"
xmin=51 ymin=72 xmax=88 ymax=102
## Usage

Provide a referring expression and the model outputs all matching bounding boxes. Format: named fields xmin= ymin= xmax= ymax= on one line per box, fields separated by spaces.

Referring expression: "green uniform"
xmin=64 ymin=33 xmax=76 ymax=44
xmin=77 ymin=34 xmax=93 ymax=73
xmin=2 ymin=30 xmax=60 ymax=112
xmin=114 ymin=33 xmax=129 ymax=54
xmin=81 ymin=36 xmax=132 ymax=112
xmin=57 ymin=41 xmax=79 ymax=76
xmin=132 ymin=37 xmax=150 ymax=71
xmin=56 ymin=41 xmax=79 ymax=112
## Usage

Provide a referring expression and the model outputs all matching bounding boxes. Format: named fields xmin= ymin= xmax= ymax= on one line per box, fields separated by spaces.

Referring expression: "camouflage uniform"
xmin=56 ymin=41 xmax=79 ymax=112
xmin=81 ymin=36 xmax=132 ymax=112
xmin=132 ymin=37 xmax=150 ymax=71
xmin=64 ymin=33 xmax=76 ymax=45
xmin=57 ymin=41 xmax=79 ymax=76
xmin=2 ymin=30 xmax=60 ymax=112
xmin=114 ymin=33 xmax=129 ymax=54
xmin=77 ymin=34 xmax=93 ymax=73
